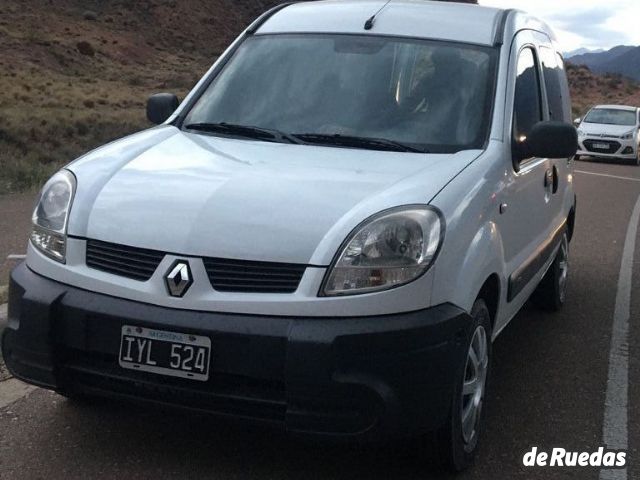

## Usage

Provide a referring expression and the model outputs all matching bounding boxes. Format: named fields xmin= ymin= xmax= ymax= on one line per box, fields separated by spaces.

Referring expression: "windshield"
xmin=183 ymin=34 xmax=497 ymax=153
xmin=584 ymin=108 xmax=637 ymax=126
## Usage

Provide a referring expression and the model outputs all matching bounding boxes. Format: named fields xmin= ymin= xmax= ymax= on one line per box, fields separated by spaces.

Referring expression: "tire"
xmin=436 ymin=299 xmax=492 ymax=472
xmin=574 ymin=154 xmax=581 ymax=161
xmin=532 ymin=232 xmax=569 ymax=312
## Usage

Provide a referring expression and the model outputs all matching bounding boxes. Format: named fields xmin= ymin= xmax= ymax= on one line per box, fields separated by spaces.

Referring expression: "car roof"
xmin=592 ymin=105 xmax=638 ymax=112
xmin=258 ymin=0 xmax=509 ymax=46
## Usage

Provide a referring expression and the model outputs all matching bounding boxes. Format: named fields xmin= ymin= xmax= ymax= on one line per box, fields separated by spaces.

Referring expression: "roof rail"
xmin=246 ymin=2 xmax=295 ymax=35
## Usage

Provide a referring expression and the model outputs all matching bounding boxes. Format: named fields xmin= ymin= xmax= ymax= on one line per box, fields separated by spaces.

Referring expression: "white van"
xmin=2 ymin=1 xmax=577 ymax=471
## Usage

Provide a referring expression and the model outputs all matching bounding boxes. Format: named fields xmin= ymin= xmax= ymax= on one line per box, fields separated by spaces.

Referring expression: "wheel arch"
xmin=567 ymin=199 xmax=576 ymax=242
xmin=477 ymin=273 xmax=501 ymax=331
xmin=430 ymin=218 xmax=507 ymax=329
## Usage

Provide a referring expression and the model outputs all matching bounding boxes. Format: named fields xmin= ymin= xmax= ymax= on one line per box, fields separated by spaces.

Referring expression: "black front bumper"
xmin=2 ymin=262 xmax=471 ymax=440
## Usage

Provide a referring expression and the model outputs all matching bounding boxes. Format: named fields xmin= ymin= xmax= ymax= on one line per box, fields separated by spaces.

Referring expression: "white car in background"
xmin=575 ymin=105 xmax=640 ymax=165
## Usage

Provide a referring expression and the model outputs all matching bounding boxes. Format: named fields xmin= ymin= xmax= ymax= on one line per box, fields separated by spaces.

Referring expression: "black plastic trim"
xmin=72 ymin=236 xmax=325 ymax=268
xmin=507 ymin=222 xmax=566 ymax=302
xmin=493 ymin=9 xmax=515 ymax=46
xmin=3 ymin=262 xmax=471 ymax=439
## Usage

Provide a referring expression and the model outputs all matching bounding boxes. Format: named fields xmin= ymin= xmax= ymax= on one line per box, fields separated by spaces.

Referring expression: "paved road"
xmin=1 ymin=158 xmax=640 ymax=479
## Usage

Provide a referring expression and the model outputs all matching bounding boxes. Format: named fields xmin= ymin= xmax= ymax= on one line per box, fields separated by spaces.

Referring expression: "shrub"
xmin=83 ymin=10 xmax=98 ymax=21
xmin=76 ymin=41 xmax=95 ymax=56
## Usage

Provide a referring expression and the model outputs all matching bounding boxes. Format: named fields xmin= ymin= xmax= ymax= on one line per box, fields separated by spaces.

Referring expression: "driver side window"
xmin=513 ymin=47 xmax=542 ymax=144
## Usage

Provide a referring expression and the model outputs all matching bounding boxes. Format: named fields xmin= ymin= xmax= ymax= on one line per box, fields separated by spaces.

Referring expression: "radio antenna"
xmin=364 ymin=0 xmax=392 ymax=30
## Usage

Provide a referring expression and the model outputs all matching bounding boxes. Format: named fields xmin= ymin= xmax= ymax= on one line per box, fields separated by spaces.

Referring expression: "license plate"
xmin=593 ymin=143 xmax=609 ymax=149
xmin=119 ymin=326 xmax=211 ymax=381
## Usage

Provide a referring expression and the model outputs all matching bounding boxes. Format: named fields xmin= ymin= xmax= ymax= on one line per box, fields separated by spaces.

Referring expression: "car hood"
xmin=580 ymin=122 xmax=636 ymax=136
xmin=68 ymin=126 xmax=480 ymax=265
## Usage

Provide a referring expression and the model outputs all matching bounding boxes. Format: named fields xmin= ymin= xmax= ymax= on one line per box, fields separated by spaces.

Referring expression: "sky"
xmin=479 ymin=0 xmax=640 ymax=52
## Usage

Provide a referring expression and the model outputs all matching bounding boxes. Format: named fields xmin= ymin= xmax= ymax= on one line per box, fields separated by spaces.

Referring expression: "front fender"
xmin=428 ymin=144 xmax=508 ymax=322
xmin=432 ymin=220 xmax=506 ymax=316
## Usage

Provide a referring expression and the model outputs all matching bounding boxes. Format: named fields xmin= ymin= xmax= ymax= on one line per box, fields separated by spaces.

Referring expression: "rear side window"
xmin=539 ymin=47 xmax=571 ymax=122
xmin=513 ymin=47 xmax=542 ymax=142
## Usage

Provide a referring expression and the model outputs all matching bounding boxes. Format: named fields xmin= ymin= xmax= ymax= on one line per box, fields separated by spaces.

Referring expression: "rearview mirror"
xmin=573 ymin=117 xmax=581 ymax=126
xmin=146 ymin=93 xmax=179 ymax=125
xmin=526 ymin=121 xmax=578 ymax=159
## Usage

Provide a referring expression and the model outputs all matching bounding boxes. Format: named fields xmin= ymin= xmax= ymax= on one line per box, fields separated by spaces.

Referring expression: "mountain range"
xmin=565 ymin=48 xmax=604 ymax=58
xmin=566 ymin=45 xmax=640 ymax=81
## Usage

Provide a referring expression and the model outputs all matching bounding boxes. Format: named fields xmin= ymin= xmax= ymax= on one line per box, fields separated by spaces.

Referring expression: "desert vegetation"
xmin=0 ymin=0 xmax=280 ymax=194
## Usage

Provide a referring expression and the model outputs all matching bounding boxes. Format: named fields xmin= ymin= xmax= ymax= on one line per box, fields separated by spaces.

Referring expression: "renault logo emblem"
xmin=165 ymin=261 xmax=193 ymax=297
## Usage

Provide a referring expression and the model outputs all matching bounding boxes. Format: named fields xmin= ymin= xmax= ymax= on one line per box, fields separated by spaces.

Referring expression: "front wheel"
xmin=436 ymin=298 xmax=492 ymax=472
xmin=574 ymin=154 xmax=581 ymax=161
xmin=532 ymin=232 xmax=569 ymax=311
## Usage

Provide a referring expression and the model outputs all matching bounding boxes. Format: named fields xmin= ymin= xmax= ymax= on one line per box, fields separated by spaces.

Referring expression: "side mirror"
xmin=526 ymin=121 xmax=578 ymax=159
xmin=573 ymin=117 xmax=581 ymax=126
xmin=146 ymin=93 xmax=179 ymax=125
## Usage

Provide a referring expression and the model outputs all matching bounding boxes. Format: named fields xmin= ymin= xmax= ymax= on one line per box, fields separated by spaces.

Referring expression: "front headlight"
xmin=30 ymin=169 xmax=76 ymax=262
xmin=621 ymin=130 xmax=635 ymax=140
xmin=321 ymin=206 xmax=443 ymax=296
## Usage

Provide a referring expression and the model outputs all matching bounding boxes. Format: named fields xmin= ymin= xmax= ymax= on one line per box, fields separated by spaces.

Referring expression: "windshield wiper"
xmin=184 ymin=122 xmax=301 ymax=145
xmin=291 ymin=133 xmax=427 ymax=153
xmin=184 ymin=125 xmax=426 ymax=152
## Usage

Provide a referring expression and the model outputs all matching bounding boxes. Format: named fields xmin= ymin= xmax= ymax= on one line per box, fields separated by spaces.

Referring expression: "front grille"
xmin=203 ymin=257 xmax=306 ymax=293
xmin=85 ymin=239 xmax=306 ymax=293
xmin=583 ymin=139 xmax=621 ymax=154
xmin=587 ymin=134 xmax=621 ymax=139
xmin=86 ymin=240 xmax=165 ymax=281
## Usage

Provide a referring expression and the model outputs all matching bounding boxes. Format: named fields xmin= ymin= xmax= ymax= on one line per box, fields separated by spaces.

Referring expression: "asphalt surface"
xmin=1 ymin=158 xmax=640 ymax=479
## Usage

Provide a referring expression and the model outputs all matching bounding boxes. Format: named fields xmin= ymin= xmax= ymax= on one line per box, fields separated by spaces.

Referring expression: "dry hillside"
xmin=0 ymin=0 xmax=280 ymax=194
xmin=0 ymin=0 xmax=638 ymax=194
xmin=566 ymin=63 xmax=640 ymax=118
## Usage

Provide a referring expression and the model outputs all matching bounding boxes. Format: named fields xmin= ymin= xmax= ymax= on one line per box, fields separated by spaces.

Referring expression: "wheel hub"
xmin=558 ymin=236 xmax=569 ymax=303
xmin=461 ymin=325 xmax=488 ymax=447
